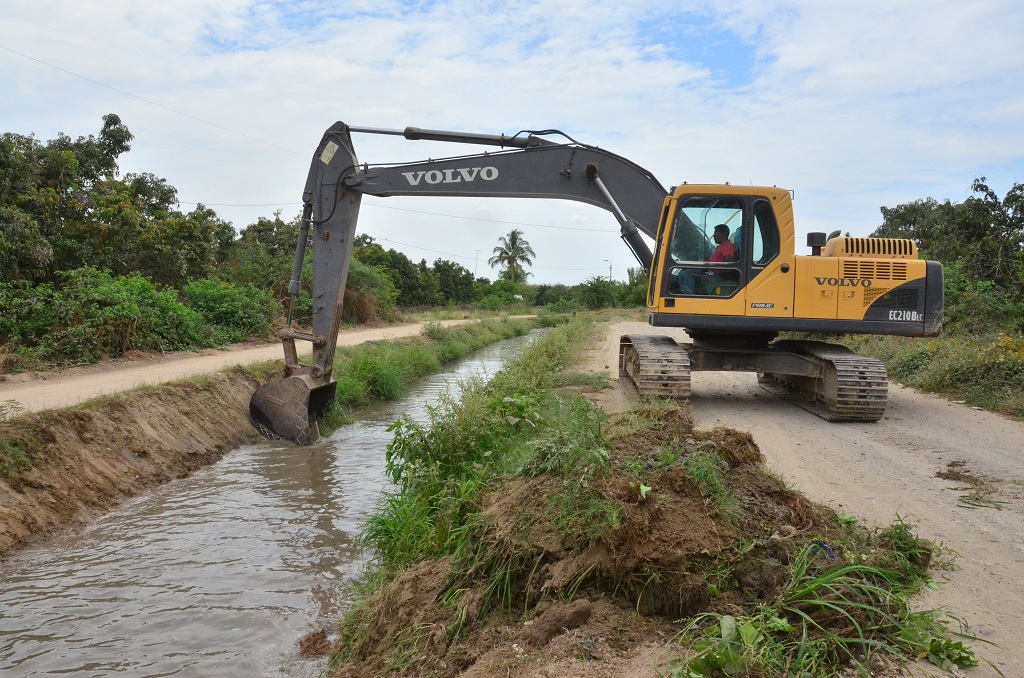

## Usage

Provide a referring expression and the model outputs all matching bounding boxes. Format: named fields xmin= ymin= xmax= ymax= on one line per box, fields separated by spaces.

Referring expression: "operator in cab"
xmin=680 ymin=223 xmax=737 ymax=294
xmin=708 ymin=224 xmax=736 ymax=262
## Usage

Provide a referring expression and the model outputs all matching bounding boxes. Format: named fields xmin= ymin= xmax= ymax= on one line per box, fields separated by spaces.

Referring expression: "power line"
xmin=0 ymin=43 xmax=302 ymax=156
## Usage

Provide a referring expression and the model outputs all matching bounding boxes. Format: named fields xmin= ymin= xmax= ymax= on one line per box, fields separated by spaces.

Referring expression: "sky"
xmin=2 ymin=0 xmax=1023 ymax=285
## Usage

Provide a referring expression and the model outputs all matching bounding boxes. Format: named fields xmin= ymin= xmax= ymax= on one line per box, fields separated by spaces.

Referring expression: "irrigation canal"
xmin=0 ymin=333 xmax=534 ymax=676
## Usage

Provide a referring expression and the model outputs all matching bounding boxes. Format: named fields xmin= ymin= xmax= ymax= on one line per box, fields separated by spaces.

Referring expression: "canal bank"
xmin=0 ymin=317 xmax=541 ymax=556
xmin=0 ymin=334 xmax=536 ymax=676
xmin=1 ymin=316 xmax=992 ymax=677
xmin=0 ymin=366 xmax=267 ymax=555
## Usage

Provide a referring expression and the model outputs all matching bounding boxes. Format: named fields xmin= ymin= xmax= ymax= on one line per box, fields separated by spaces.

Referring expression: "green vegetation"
xmin=838 ymin=179 xmax=1024 ymax=417
xmin=1 ymin=117 xmax=651 ymax=372
xmin=682 ymin=452 xmax=738 ymax=517
xmin=670 ymin=541 xmax=972 ymax=677
xmin=0 ymin=432 xmax=33 ymax=479
xmin=318 ymin=317 xmax=541 ymax=432
xmin=329 ymin=319 xmax=981 ymax=677
xmin=487 ymin=229 xmax=536 ymax=283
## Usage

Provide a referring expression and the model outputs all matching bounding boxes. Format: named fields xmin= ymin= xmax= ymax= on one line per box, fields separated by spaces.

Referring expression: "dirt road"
xmin=583 ymin=322 xmax=1023 ymax=677
xmin=0 ymin=320 xmax=477 ymax=413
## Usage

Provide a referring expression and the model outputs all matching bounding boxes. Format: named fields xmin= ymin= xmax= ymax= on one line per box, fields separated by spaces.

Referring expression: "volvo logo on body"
xmin=814 ymin=277 xmax=872 ymax=287
xmin=402 ymin=166 xmax=499 ymax=186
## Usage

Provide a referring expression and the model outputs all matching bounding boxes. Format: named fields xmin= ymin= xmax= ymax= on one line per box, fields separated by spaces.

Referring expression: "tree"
xmin=352 ymin=237 xmax=444 ymax=307
xmin=0 ymin=130 xmax=87 ymax=280
xmin=874 ymin=178 xmax=1023 ymax=292
xmin=488 ymin=229 xmax=536 ymax=283
xmin=0 ymin=115 xmax=210 ymax=285
xmin=222 ymin=211 xmax=306 ymax=298
xmin=576 ymin=275 xmax=615 ymax=310
xmin=136 ymin=204 xmax=235 ymax=288
xmin=0 ymin=204 xmax=51 ymax=282
xmin=45 ymin=113 xmax=133 ymax=187
xmin=432 ymin=258 xmax=475 ymax=303
xmin=618 ymin=267 xmax=650 ymax=307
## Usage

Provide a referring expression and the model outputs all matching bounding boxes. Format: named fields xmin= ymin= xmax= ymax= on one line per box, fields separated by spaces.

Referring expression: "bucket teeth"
xmin=250 ymin=376 xmax=336 ymax=445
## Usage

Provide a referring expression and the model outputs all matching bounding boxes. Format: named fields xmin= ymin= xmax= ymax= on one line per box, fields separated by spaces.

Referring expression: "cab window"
xmin=752 ymin=199 xmax=780 ymax=266
xmin=667 ymin=196 xmax=743 ymax=297
xmin=670 ymin=197 xmax=743 ymax=263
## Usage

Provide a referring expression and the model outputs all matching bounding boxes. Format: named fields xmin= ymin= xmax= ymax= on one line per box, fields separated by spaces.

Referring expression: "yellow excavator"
xmin=250 ymin=122 xmax=943 ymax=444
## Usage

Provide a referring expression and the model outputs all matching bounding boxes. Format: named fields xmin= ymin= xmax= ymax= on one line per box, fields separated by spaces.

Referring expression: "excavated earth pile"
xmin=331 ymin=404 xmax=871 ymax=677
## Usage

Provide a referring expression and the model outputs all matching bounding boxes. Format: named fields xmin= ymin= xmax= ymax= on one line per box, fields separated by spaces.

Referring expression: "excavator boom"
xmin=250 ymin=121 xmax=668 ymax=444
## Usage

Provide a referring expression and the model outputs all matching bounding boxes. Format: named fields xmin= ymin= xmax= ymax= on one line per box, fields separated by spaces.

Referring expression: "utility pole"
xmin=603 ymin=259 xmax=612 ymax=281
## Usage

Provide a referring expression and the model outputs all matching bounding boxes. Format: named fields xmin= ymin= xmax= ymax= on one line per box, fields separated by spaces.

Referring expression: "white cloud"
xmin=2 ymin=0 xmax=1022 ymax=284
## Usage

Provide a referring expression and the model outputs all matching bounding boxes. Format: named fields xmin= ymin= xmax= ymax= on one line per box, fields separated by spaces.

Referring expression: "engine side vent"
xmin=864 ymin=286 xmax=889 ymax=306
xmin=825 ymin=237 xmax=918 ymax=259
xmin=842 ymin=261 xmax=909 ymax=281
xmin=868 ymin=288 xmax=919 ymax=309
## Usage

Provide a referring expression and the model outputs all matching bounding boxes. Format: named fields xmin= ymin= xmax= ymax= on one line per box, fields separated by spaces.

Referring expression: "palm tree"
xmin=488 ymin=229 xmax=536 ymax=283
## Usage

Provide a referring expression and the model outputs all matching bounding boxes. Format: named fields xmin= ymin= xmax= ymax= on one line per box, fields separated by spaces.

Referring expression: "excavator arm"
xmin=250 ymin=121 xmax=669 ymax=444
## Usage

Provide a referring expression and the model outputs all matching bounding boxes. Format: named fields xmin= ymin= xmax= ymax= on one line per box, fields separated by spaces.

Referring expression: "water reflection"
xmin=0 ymin=334 xmax=531 ymax=676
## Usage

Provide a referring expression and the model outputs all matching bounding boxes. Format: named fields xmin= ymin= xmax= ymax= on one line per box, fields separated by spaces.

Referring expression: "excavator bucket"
xmin=249 ymin=375 xmax=338 ymax=446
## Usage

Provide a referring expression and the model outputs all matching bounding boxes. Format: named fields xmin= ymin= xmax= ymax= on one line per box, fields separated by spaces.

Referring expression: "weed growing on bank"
xmin=316 ymin=317 xmax=544 ymax=432
xmin=670 ymin=545 xmax=974 ymax=677
xmin=329 ymin=319 xmax=983 ymax=678
xmin=0 ymin=432 xmax=33 ymax=479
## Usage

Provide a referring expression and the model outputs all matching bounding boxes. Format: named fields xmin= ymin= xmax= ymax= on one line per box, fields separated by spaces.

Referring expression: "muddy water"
xmin=0 ymin=335 xmax=533 ymax=676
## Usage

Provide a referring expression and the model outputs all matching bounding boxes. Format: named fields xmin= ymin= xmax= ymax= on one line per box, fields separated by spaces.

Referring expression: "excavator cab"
xmin=649 ymin=186 xmax=791 ymax=323
xmin=666 ymin=195 xmax=745 ymax=298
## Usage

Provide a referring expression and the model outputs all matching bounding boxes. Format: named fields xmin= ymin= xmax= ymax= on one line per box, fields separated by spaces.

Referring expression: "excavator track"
xmin=618 ymin=334 xmax=691 ymax=398
xmin=758 ymin=341 xmax=888 ymax=422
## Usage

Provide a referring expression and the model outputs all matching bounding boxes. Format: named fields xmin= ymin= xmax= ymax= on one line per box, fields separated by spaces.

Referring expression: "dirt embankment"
xmin=0 ymin=318 xmax=515 ymax=556
xmin=0 ymin=367 xmax=263 ymax=555
xmin=583 ymin=322 xmax=1024 ymax=677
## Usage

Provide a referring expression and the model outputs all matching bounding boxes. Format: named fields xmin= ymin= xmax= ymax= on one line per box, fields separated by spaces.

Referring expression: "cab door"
xmin=741 ymin=196 xmax=795 ymax=318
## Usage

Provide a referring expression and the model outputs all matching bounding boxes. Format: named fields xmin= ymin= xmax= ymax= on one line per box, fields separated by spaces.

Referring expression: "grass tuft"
xmin=670 ymin=538 xmax=982 ymax=677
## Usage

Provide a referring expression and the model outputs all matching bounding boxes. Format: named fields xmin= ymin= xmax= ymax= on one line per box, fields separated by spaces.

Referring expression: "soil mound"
xmin=334 ymin=403 xmax=842 ymax=677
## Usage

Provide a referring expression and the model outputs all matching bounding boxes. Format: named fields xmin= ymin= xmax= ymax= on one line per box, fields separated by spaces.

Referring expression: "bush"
xmin=1 ymin=267 xmax=213 ymax=366
xmin=342 ymin=259 xmax=399 ymax=324
xmin=183 ymin=278 xmax=278 ymax=343
xmin=942 ymin=262 xmax=1024 ymax=336
xmin=576 ymin=275 xmax=615 ymax=310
